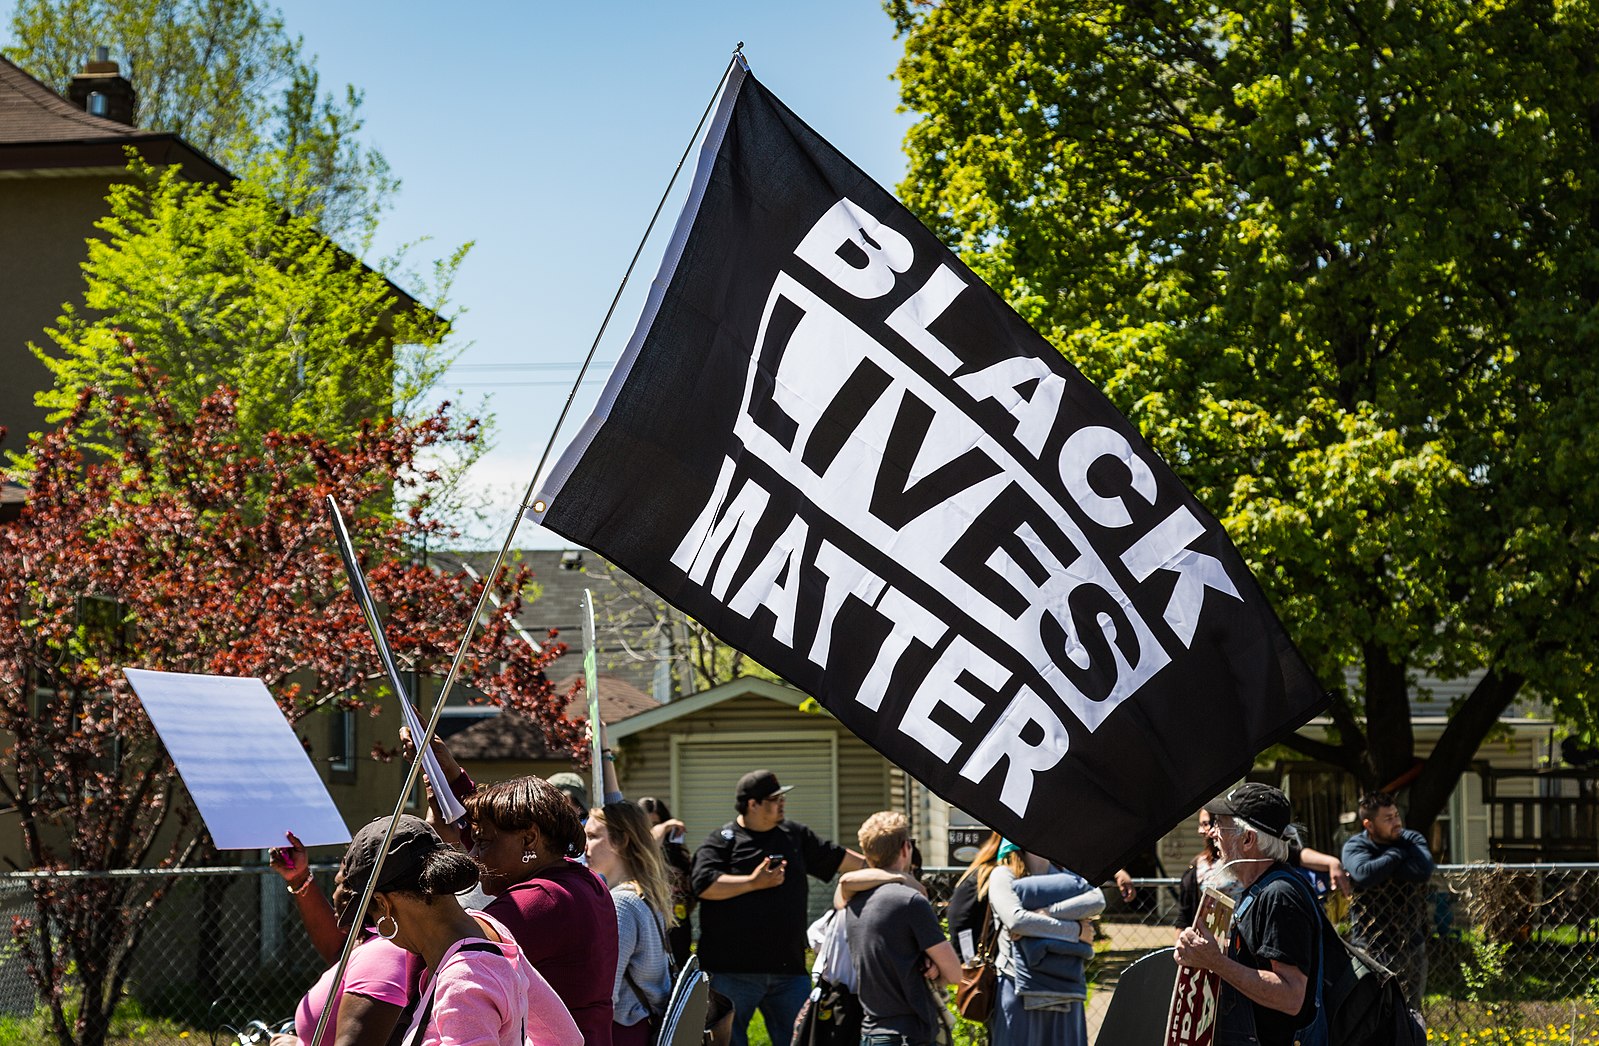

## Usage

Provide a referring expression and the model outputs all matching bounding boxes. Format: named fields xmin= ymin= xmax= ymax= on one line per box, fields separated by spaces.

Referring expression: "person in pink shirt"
xmin=269 ymin=829 xmax=421 ymax=1046
xmin=301 ymin=814 xmax=580 ymax=1046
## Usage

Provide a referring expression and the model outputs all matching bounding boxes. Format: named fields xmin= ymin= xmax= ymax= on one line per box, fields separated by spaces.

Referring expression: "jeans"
xmin=710 ymin=971 xmax=813 ymax=1046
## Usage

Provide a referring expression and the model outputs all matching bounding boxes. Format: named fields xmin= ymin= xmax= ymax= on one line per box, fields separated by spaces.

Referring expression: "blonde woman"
xmin=585 ymin=800 xmax=677 ymax=1046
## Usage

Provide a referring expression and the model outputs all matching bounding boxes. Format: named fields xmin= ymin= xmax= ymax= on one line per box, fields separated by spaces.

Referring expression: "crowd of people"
xmin=263 ymin=731 xmax=934 ymax=1046
xmin=262 ymin=713 xmax=1111 ymax=1046
xmin=259 ymin=726 xmax=1433 ymax=1046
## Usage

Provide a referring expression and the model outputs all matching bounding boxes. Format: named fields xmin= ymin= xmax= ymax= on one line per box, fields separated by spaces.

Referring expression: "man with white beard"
xmin=1174 ymin=784 xmax=1324 ymax=1046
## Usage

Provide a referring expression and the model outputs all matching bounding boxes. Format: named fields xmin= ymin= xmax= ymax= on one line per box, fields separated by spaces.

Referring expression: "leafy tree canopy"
xmin=29 ymin=158 xmax=467 ymax=474
xmin=4 ymin=0 xmax=397 ymax=247
xmin=889 ymin=0 xmax=1599 ymax=827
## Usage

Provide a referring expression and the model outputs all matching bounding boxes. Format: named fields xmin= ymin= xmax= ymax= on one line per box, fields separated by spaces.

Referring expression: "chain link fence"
xmin=921 ymin=864 xmax=1599 ymax=1045
xmin=0 ymin=865 xmax=331 ymax=1042
xmin=3 ymin=863 xmax=1599 ymax=1043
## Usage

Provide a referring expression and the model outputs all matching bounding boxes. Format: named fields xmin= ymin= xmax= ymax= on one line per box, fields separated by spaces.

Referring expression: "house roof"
xmin=448 ymin=671 xmax=660 ymax=760
xmin=0 ymin=53 xmax=138 ymax=143
xmin=448 ymin=710 xmax=556 ymax=760
xmin=555 ymin=672 xmax=658 ymax=721
xmin=608 ymin=677 xmax=809 ymax=741
xmin=0 ymin=54 xmax=228 ymax=180
xmin=433 ymin=548 xmax=684 ymax=701
xmin=0 ymin=54 xmax=432 ymax=323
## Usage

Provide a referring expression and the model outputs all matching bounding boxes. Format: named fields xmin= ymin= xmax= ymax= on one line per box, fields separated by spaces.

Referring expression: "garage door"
xmin=673 ymin=733 xmax=839 ymax=921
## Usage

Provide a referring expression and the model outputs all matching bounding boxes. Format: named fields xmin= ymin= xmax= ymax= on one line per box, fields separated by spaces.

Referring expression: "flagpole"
xmin=310 ymin=49 xmax=748 ymax=1045
xmin=325 ymin=495 xmax=466 ymax=825
xmin=582 ymin=589 xmax=603 ymax=806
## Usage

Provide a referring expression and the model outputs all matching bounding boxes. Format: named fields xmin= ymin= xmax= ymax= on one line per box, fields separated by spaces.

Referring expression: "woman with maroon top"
xmin=418 ymin=732 xmax=620 ymax=1046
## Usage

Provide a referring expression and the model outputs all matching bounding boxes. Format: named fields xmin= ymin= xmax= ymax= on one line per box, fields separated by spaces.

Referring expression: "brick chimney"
xmin=66 ymin=46 xmax=137 ymax=126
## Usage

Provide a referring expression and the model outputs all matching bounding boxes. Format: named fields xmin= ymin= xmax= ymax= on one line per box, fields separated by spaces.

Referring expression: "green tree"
xmin=889 ymin=0 xmax=1599 ymax=831
xmin=30 ymin=157 xmax=464 ymax=471
xmin=4 ymin=0 xmax=397 ymax=246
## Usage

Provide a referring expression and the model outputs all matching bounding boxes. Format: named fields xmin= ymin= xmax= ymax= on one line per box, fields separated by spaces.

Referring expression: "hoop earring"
xmin=521 ymin=847 xmax=537 ymax=864
xmin=375 ymin=913 xmax=399 ymax=941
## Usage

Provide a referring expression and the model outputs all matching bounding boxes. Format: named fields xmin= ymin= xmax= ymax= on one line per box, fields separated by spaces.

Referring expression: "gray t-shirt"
xmin=844 ymin=882 xmax=947 ymax=1044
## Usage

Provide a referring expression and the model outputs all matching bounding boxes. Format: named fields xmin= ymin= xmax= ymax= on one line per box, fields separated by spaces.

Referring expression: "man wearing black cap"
xmin=691 ymin=769 xmax=865 ymax=1046
xmin=1174 ymin=783 xmax=1323 ymax=1046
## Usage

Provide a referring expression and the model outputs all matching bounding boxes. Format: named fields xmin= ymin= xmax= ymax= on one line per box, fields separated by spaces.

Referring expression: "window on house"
xmin=329 ymin=709 xmax=356 ymax=779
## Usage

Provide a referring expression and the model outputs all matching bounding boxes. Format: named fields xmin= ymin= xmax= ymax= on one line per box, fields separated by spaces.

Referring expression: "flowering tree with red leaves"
xmin=0 ymin=363 xmax=577 ymax=1046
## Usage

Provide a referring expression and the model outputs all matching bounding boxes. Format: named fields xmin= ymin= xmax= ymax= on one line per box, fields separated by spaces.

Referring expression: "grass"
xmin=0 ymin=999 xmax=201 ymax=1045
xmin=748 ymin=1010 xmax=771 ymax=1046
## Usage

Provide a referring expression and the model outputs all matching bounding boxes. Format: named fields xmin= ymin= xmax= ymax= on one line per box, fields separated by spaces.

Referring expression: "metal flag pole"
xmin=325 ymin=495 xmax=466 ymax=825
xmin=583 ymin=589 xmax=603 ymax=806
xmin=307 ymin=46 xmax=746 ymax=1046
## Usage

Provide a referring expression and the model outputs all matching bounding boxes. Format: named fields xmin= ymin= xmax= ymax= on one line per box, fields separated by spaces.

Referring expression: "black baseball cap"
xmin=337 ymin=814 xmax=445 ymax=927
xmin=736 ymin=769 xmax=795 ymax=805
xmin=1207 ymin=783 xmax=1293 ymax=840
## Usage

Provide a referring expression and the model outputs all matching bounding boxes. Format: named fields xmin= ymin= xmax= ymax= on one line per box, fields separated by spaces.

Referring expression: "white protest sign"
xmin=124 ymin=668 xmax=351 ymax=850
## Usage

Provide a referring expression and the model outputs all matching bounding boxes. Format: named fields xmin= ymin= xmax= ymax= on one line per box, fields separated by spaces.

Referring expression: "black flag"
xmin=530 ymin=62 xmax=1324 ymax=880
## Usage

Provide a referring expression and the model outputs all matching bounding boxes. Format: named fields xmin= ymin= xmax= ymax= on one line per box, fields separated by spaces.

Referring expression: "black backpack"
xmin=793 ymin=977 xmax=862 ymax=1046
xmin=1323 ymin=939 xmax=1425 ymax=1046
xmin=1265 ymin=869 xmax=1424 ymax=1046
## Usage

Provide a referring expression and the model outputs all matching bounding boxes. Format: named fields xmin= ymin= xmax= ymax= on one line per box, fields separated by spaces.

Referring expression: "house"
xmin=0 ymin=49 xmax=429 ymax=454
xmin=0 ymin=50 xmax=229 ymax=449
xmin=0 ymin=49 xmax=442 ymax=869
xmin=1269 ymin=702 xmax=1564 ymax=865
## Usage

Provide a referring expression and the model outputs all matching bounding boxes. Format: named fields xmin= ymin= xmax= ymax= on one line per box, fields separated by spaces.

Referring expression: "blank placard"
xmin=124 ymin=668 xmax=351 ymax=850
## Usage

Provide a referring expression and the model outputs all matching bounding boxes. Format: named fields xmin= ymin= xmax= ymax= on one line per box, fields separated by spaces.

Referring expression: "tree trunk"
xmin=1405 ymin=668 xmax=1525 ymax=830
xmin=1363 ymin=643 xmax=1416 ymax=788
xmin=74 ymin=886 xmax=118 ymax=1046
xmin=78 ymin=981 xmax=111 ymax=1046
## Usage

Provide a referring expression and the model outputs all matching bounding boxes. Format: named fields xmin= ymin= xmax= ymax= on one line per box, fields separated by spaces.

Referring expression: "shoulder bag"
xmin=954 ymin=889 xmax=1000 ymax=1023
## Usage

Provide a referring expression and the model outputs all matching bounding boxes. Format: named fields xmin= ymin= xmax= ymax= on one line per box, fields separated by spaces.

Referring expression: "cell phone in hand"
xmin=767 ymin=853 xmax=786 ymax=866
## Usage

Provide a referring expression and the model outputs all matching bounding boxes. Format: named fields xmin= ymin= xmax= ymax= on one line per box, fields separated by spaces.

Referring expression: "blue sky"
xmin=160 ymin=2 xmax=914 ymax=550
xmin=1 ymin=1 xmax=915 ymax=548
xmin=259 ymin=2 xmax=916 ymax=549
